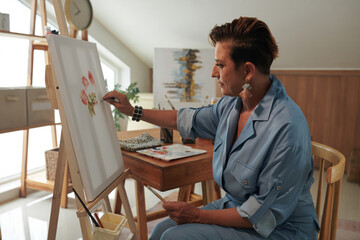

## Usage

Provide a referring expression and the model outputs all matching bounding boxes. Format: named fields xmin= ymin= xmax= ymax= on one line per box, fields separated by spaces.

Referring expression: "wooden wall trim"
xmin=272 ymin=70 xmax=360 ymax=77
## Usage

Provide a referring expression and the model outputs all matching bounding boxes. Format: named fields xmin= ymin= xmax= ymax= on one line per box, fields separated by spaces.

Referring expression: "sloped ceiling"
xmin=91 ymin=0 xmax=360 ymax=69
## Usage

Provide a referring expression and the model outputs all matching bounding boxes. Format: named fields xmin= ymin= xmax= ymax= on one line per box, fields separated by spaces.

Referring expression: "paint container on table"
xmin=182 ymin=137 xmax=195 ymax=144
xmin=93 ymin=212 xmax=127 ymax=240
xmin=160 ymin=127 xmax=173 ymax=143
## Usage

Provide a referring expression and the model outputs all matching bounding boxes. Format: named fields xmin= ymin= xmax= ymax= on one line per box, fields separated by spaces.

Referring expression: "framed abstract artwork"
xmin=47 ymin=35 xmax=124 ymax=201
xmin=153 ymin=48 xmax=216 ymax=110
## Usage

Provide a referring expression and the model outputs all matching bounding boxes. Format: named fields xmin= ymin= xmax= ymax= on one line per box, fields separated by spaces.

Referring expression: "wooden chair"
xmin=312 ymin=141 xmax=346 ymax=240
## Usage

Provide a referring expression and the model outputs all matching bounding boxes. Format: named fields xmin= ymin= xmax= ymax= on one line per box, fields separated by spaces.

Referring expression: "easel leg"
xmin=135 ymin=180 xmax=148 ymax=240
xmin=118 ymin=173 xmax=138 ymax=240
xmin=104 ymin=196 xmax=112 ymax=212
xmin=82 ymin=29 xmax=88 ymax=41
xmin=70 ymin=27 xmax=77 ymax=38
xmin=113 ymin=180 xmax=125 ymax=214
xmin=48 ymin=133 xmax=66 ymax=240
xmin=60 ymin=159 xmax=69 ymax=208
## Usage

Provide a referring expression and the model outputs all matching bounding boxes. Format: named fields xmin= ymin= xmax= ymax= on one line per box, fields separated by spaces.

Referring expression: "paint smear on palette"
xmin=80 ymin=71 xmax=97 ymax=117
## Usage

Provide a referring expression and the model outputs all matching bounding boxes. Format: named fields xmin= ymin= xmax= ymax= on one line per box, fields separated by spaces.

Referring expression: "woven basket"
xmin=45 ymin=148 xmax=59 ymax=181
xmin=45 ymin=148 xmax=72 ymax=182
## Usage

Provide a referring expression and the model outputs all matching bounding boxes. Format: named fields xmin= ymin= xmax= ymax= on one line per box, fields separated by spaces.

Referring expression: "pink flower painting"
xmin=80 ymin=71 xmax=97 ymax=117
xmin=88 ymin=71 xmax=95 ymax=86
xmin=82 ymin=76 xmax=89 ymax=88
xmin=80 ymin=89 xmax=89 ymax=105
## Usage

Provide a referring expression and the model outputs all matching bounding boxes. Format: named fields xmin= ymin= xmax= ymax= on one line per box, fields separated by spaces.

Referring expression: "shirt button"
xmin=243 ymin=180 xmax=248 ymax=185
xmin=276 ymin=185 xmax=281 ymax=191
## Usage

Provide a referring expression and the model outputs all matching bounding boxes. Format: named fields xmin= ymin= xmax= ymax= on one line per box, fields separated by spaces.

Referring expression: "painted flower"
xmin=88 ymin=102 xmax=95 ymax=117
xmin=82 ymin=76 xmax=89 ymax=88
xmin=88 ymin=71 xmax=95 ymax=86
xmin=89 ymin=92 xmax=97 ymax=101
xmin=80 ymin=73 xmax=97 ymax=117
xmin=80 ymin=89 xmax=88 ymax=105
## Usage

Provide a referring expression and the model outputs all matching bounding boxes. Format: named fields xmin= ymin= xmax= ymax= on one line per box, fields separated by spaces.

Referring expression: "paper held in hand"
xmin=136 ymin=144 xmax=206 ymax=161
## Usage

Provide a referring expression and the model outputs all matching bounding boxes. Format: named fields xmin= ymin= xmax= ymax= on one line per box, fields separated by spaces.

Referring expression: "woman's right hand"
xmin=103 ymin=91 xmax=134 ymax=116
xmin=104 ymin=91 xmax=178 ymax=130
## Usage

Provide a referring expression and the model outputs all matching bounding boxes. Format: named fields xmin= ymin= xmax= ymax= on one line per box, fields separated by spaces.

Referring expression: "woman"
xmin=104 ymin=17 xmax=319 ymax=240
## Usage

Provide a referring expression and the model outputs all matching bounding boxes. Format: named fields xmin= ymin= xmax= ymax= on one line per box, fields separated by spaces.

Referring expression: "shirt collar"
xmin=252 ymin=74 xmax=282 ymax=121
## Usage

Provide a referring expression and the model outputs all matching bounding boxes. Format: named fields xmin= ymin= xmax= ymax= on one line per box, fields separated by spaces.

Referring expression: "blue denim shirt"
xmin=177 ymin=75 xmax=319 ymax=237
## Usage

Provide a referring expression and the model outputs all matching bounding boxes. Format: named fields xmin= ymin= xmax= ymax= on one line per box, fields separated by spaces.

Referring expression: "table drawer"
xmin=26 ymin=87 xmax=54 ymax=126
xmin=0 ymin=88 xmax=27 ymax=131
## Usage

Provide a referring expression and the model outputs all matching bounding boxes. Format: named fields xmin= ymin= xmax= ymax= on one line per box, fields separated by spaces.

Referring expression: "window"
xmin=102 ymin=62 xmax=116 ymax=90
xmin=0 ymin=0 xmax=129 ymax=184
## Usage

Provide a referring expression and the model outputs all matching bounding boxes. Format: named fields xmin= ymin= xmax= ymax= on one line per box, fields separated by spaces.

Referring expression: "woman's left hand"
xmin=162 ymin=201 xmax=200 ymax=225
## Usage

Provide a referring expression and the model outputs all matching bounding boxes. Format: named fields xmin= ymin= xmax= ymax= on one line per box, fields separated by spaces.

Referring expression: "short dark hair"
xmin=209 ymin=17 xmax=278 ymax=74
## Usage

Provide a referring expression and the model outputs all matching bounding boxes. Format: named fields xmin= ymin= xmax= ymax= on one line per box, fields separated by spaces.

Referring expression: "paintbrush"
xmin=72 ymin=188 xmax=100 ymax=227
xmin=94 ymin=212 xmax=104 ymax=228
xmin=143 ymin=182 xmax=167 ymax=202
xmin=164 ymin=94 xmax=176 ymax=110
xmin=92 ymin=97 xmax=117 ymax=105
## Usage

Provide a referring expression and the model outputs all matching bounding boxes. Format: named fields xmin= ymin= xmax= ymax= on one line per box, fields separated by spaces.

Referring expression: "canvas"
xmin=153 ymin=48 xmax=215 ymax=110
xmin=47 ymin=35 xmax=124 ymax=201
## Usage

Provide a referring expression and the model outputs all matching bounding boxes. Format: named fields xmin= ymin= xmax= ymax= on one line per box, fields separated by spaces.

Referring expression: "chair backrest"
xmin=312 ymin=141 xmax=346 ymax=240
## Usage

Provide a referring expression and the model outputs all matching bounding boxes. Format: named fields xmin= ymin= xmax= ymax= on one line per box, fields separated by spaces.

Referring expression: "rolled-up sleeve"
xmin=237 ymin=145 xmax=312 ymax=237
xmin=238 ymin=196 xmax=277 ymax=237
xmin=177 ymin=108 xmax=196 ymax=138
xmin=177 ymin=99 xmax=224 ymax=140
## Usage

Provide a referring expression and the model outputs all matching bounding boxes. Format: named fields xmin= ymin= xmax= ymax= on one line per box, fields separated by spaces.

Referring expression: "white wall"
xmin=266 ymin=0 xmax=360 ymax=70
xmin=91 ymin=0 xmax=360 ymax=72
xmin=89 ymin=20 xmax=150 ymax=92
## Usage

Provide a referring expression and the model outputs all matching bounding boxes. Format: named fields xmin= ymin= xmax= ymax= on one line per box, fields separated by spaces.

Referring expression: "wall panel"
xmin=272 ymin=70 xmax=360 ymax=168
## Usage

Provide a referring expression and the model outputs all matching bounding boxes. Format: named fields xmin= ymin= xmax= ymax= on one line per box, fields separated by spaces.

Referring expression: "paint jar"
xmin=93 ymin=212 xmax=127 ymax=240
xmin=182 ymin=137 xmax=195 ymax=144
xmin=160 ymin=127 xmax=173 ymax=143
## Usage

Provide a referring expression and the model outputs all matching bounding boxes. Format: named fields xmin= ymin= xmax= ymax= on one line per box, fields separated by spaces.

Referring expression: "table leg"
xmin=212 ymin=179 xmax=222 ymax=200
xmin=177 ymin=185 xmax=192 ymax=202
xmin=203 ymin=180 xmax=215 ymax=204
xmin=135 ymin=180 xmax=148 ymax=240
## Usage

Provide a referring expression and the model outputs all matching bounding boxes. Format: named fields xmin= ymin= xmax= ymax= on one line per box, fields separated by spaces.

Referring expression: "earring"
xmin=242 ymin=83 xmax=252 ymax=91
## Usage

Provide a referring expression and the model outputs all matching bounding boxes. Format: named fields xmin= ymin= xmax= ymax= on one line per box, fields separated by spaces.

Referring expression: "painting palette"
xmin=137 ymin=144 xmax=206 ymax=161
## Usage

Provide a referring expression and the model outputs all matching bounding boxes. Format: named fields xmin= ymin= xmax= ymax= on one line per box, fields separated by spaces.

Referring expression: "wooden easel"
xmin=45 ymin=0 xmax=138 ymax=239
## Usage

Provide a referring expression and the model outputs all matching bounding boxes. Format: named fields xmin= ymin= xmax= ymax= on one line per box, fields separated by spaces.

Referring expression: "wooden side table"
xmin=115 ymin=128 xmax=219 ymax=240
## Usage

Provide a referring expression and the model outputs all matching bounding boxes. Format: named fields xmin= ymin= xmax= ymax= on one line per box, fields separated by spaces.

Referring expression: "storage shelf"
xmin=26 ymin=170 xmax=72 ymax=194
xmin=0 ymin=122 xmax=61 ymax=134
xmin=2 ymin=2 xmax=71 ymax=212
xmin=0 ymin=30 xmax=45 ymax=41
